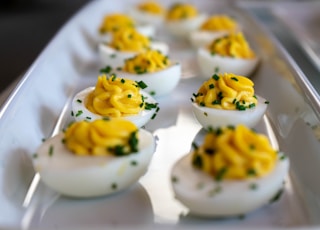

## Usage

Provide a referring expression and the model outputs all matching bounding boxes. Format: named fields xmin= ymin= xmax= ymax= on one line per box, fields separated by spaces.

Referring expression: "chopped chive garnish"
xmin=212 ymin=74 xmax=219 ymax=80
xmin=111 ymin=183 xmax=117 ymax=190
xmin=151 ymin=113 xmax=157 ymax=120
xmin=150 ymin=91 xmax=156 ymax=96
xmin=231 ymin=77 xmax=238 ymax=81
xmin=100 ymin=65 xmax=112 ymax=74
xmin=204 ymin=112 xmax=208 ymax=116
xmin=192 ymin=155 xmax=203 ymax=169
xmin=247 ymin=168 xmax=256 ymax=176
xmin=209 ymin=84 xmax=215 ymax=89
xmin=199 ymin=102 xmax=205 ymax=107
xmin=131 ymin=160 xmax=138 ymax=166
xmin=136 ymin=81 xmax=148 ymax=89
xmin=249 ymin=183 xmax=258 ymax=190
xmin=75 ymin=110 xmax=83 ymax=117
xmin=49 ymin=145 xmax=54 ymax=156
xmin=192 ymin=142 xmax=198 ymax=150
xmin=128 ymin=94 xmax=132 ymax=98
xmin=249 ymin=103 xmax=256 ymax=108
xmin=71 ymin=111 xmax=74 ymax=116
xmin=76 ymin=99 xmax=82 ymax=103
xmin=121 ymin=79 xmax=125 ymax=84
xmin=214 ymin=66 xmax=220 ymax=73
xmin=144 ymin=102 xmax=158 ymax=110
xmin=216 ymin=167 xmax=228 ymax=181
xmin=86 ymin=116 xmax=91 ymax=120
xmin=172 ymin=176 xmax=178 ymax=183
xmin=129 ymin=131 xmax=139 ymax=152
xmin=265 ymin=101 xmax=270 ymax=104
xmin=110 ymin=54 xmax=116 ymax=58
xmin=32 ymin=153 xmax=38 ymax=158
xmin=112 ymin=75 xmax=117 ymax=81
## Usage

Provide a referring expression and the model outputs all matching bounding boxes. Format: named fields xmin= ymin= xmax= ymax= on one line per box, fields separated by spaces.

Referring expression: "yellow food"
xmin=64 ymin=119 xmax=138 ymax=156
xmin=208 ymin=32 xmax=255 ymax=59
xmin=192 ymin=125 xmax=277 ymax=179
xmin=200 ymin=15 xmax=237 ymax=31
xmin=138 ymin=1 xmax=164 ymax=15
xmin=109 ymin=28 xmax=150 ymax=52
xmin=99 ymin=13 xmax=135 ymax=34
xmin=123 ymin=50 xmax=170 ymax=74
xmin=166 ymin=3 xmax=198 ymax=21
xmin=194 ymin=73 xmax=257 ymax=110
xmin=85 ymin=75 xmax=144 ymax=117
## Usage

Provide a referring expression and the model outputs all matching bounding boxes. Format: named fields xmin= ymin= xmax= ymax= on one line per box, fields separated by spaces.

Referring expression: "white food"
xmin=128 ymin=7 xmax=164 ymax=27
xmin=116 ymin=63 xmax=181 ymax=97
xmin=191 ymin=95 xmax=268 ymax=129
xmin=165 ymin=14 xmax=207 ymax=38
xmin=99 ymin=42 xmax=169 ymax=68
xmin=197 ymin=47 xmax=259 ymax=79
xmin=171 ymin=152 xmax=289 ymax=217
xmin=72 ymin=88 xmax=157 ymax=128
xmin=33 ymin=129 xmax=155 ymax=198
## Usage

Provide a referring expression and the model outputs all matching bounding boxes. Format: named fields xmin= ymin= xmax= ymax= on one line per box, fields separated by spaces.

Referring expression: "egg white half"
xmin=128 ymin=7 xmax=164 ymax=27
xmin=191 ymin=95 xmax=268 ymax=129
xmin=72 ymin=88 xmax=157 ymax=128
xmin=165 ymin=14 xmax=207 ymax=38
xmin=116 ymin=63 xmax=181 ymax=97
xmin=99 ymin=42 xmax=169 ymax=68
xmin=197 ymin=47 xmax=259 ymax=79
xmin=171 ymin=152 xmax=289 ymax=217
xmin=33 ymin=129 xmax=155 ymax=198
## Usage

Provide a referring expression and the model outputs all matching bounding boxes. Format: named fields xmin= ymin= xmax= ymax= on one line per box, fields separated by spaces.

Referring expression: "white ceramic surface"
xmin=1 ymin=0 xmax=320 ymax=229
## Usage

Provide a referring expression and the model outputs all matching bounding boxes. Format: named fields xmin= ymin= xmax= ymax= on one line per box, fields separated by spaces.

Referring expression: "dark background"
xmin=0 ymin=0 xmax=91 ymax=93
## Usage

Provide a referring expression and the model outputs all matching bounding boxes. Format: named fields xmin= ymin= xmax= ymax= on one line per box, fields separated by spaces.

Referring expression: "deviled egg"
xmin=190 ymin=14 xmax=240 ymax=48
xmin=128 ymin=1 xmax=165 ymax=27
xmin=171 ymin=125 xmax=289 ymax=217
xmin=165 ymin=3 xmax=207 ymax=38
xmin=33 ymin=118 xmax=156 ymax=198
xmin=99 ymin=27 xmax=169 ymax=68
xmin=98 ymin=13 xmax=155 ymax=43
xmin=191 ymin=73 xmax=268 ymax=129
xmin=72 ymin=74 xmax=159 ymax=128
xmin=114 ymin=50 xmax=181 ymax=97
xmin=197 ymin=32 xmax=259 ymax=78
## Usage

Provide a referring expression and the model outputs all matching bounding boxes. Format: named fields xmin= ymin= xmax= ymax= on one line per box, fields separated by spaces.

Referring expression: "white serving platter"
xmin=1 ymin=0 xmax=320 ymax=229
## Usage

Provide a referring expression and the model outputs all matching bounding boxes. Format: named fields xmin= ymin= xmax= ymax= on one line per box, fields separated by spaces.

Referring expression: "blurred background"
xmin=0 ymin=0 xmax=90 ymax=93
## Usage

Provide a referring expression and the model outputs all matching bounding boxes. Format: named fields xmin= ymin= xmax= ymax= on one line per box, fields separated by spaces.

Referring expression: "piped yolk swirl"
xmin=85 ymin=75 xmax=144 ymax=117
xmin=138 ymin=1 xmax=164 ymax=15
xmin=123 ymin=50 xmax=170 ymax=74
xmin=192 ymin=125 xmax=277 ymax=180
xmin=99 ymin=13 xmax=135 ymax=34
xmin=200 ymin=15 xmax=237 ymax=31
xmin=109 ymin=28 xmax=150 ymax=52
xmin=166 ymin=3 xmax=198 ymax=21
xmin=64 ymin=119 xmax=138 ymax=156
xmin=194 ymin=73 xmax=257 ymax=111
xmin=208 ymin=32 xmax=255 ymax=59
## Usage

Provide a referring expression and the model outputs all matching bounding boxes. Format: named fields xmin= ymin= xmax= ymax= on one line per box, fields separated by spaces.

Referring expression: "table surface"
xmin=0 ymin=0 xmax=90 ymax=94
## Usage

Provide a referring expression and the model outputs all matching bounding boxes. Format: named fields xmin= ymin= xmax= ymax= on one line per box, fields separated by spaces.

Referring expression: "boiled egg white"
xmin=128 ymin=1 xmax=165 ymax=27
xmin=33 ymin=122 xmax=155 ymax=198
xmin=171 ymin=148 xmax=289 ymax=217
xmin=191 ymin=94 xmax=268 ymax=129
xmin=165 ymin=3 xmax=207 ymax=38
xmin=197 ymin=32 xmax=259 ymax=79
xmin=72 ymin=76 xmax=158 ymax=128
xmin=189 ymin=15 xmax=241 ymax=48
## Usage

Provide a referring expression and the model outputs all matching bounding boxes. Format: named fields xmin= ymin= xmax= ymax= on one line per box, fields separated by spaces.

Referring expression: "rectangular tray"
xmin=1 ymin=0 xmax=320 ymax=229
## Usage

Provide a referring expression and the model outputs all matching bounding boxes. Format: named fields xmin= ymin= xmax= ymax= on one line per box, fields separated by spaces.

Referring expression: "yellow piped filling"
xmin=99 ymin=13 xmax=135 ymax=34
xmin=208 ymin=32 xmax=255 ymax=59
xmin=192 ymin=125 xmax=277 ymax=180
xmin=123 ymin=50 xmax=170 ymax=74
xmin=109 ymin=28 xmax=150 ymax=52
xmin=166 ymin=3 xmax=198 ymax=21
xmin=138 ymin=1 xmax=164 ymax=15
xmin=194 ymin=73 xmax=257 ymax=111
xmin=200 ymin=15 xmax=237 ymax=31
xmin=85 ymin=75 xmax=144 ymax=117
xmin=64 ymin=119 xmax=138 ymax=156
